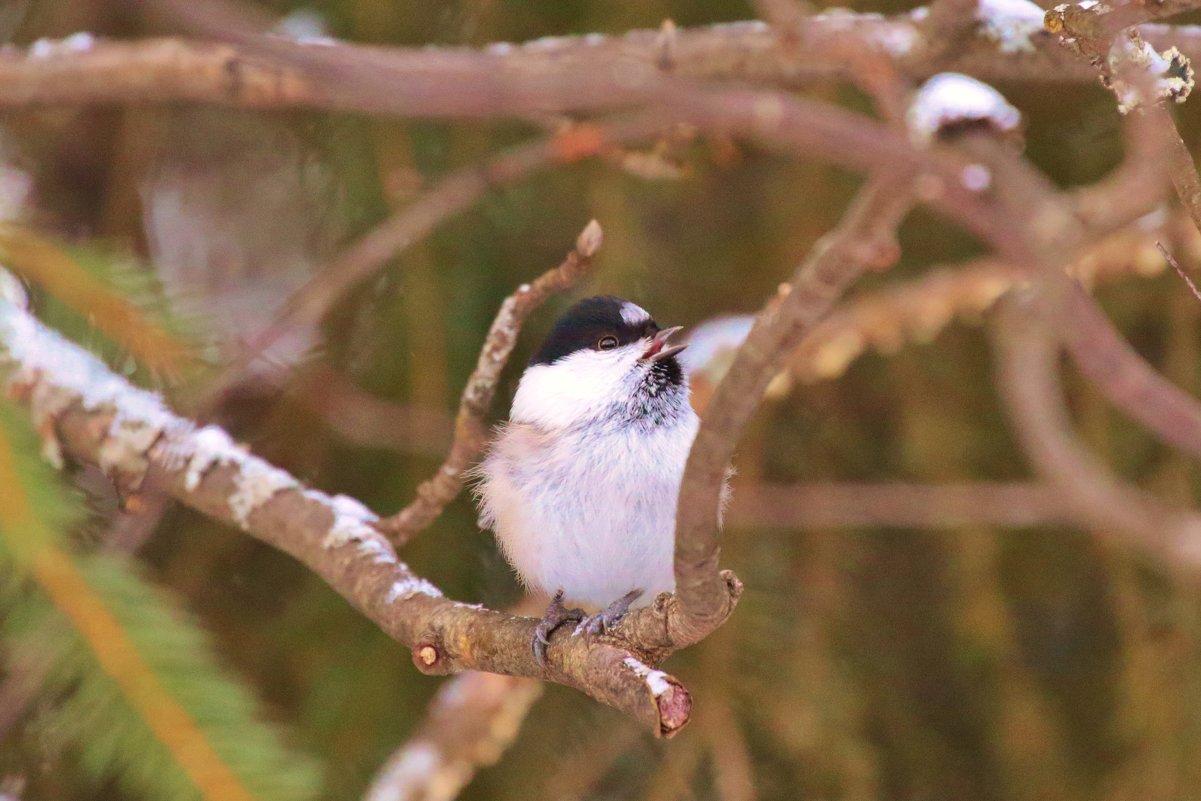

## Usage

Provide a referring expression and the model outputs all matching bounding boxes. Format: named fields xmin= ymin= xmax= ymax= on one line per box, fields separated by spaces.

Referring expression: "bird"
xmin=474 ymin=295 xmax=700 ymax=662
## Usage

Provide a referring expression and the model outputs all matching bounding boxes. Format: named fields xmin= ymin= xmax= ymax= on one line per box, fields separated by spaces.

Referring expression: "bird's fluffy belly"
xmin=477 ymin=420 xmax=695 ymax=609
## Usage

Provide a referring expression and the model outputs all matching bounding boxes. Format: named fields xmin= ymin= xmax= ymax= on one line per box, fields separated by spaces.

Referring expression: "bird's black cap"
xmin=530 ymin=295 xmax=660 ymax=366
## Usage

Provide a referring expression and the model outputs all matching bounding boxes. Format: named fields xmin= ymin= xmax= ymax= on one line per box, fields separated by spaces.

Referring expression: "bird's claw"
xmin=532 ymin=590 xmax=585 ymax=667
xmin=579 ymin=589 xmax=644 ymax=639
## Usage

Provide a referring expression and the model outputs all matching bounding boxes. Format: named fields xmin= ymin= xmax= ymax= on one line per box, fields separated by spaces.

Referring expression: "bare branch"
xmin=1062 ymin=281 xmax=1201 ymax=463
xmin=728 ymin=481 xmax=1072 ymax=529
xmin=378 ymin=220 xmax=604 ymax=542
xmin=992 ymin=290 xmax=1201 ymax=568
xmin=12 ymin=17 xmax=1201 ymax=117
xmin=785 ymin=222 xmax=1168 ymax=385
xmin=1162 ymin=117 xmax=1201 ymax=235
xmin=1045 ymin=0 xmax=1201 ymax=45
xmin=1067 ymin=104 xmax=1173 ymax=232
xmin=1158 ymin=241 xmax=1201 ymax=303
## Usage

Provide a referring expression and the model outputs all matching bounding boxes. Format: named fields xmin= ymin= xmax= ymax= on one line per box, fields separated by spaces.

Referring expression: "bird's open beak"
xmin=640 ymin=326 xmax=687 ymax=362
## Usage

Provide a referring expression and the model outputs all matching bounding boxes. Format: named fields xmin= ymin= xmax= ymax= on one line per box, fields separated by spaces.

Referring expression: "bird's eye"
xmin=597 ymin=335 xmax=619 ymax=351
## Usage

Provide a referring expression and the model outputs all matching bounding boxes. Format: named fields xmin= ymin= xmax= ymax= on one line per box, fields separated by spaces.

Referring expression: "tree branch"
xmin=363 ymin=671 xmax=542 ymax=801
xmin=1062 ymin=282 xmax=1201 ymax=463
xmin=0 ymin=14 xmax=1114 ymax=114
xmin=992 ymin=290 xmax=1201 ymax=569
xmin=10 ymin=15 xmax=1201 ymax=116
xmin=666 ymin=171 xmax=914 ymax=645
xmin=784 ymin=221 xmax=1169 ymax=385
xmin=727 ymin=481 xmax=1072 ymax=528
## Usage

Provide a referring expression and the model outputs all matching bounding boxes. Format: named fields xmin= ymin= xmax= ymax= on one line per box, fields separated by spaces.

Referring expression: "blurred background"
xmin=2 ymin=1 xmax=1201 ymax=800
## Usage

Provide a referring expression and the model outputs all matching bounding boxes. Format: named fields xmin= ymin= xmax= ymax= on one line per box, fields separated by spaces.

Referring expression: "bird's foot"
xmin=579 ymin=589 xmax=644 ymax=639
xmin=532 ymin=589 xmax=585 ymax=667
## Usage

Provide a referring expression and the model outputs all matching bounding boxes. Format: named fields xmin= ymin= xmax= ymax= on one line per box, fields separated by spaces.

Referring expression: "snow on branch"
xmin=906 ymin=72 xmax=1022 ymax=145
xmin=1106 ymin=31 xmax=1192 ymax=112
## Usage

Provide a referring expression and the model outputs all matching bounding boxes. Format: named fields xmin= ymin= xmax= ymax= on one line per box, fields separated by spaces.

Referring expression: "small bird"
xmin=475 ymin=295 xmax=698 ymax=661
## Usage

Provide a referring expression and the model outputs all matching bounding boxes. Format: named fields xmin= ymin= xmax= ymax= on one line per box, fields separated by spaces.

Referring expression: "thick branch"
xmin=668 ymin=172 xmax=914 ymax=644
xmin=0 ymin=16 xmax=1128 ymax=114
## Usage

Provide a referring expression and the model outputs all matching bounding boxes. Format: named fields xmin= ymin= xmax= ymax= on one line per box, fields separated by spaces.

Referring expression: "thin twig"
xmin=1062 ymin=282 xmax=1201 ymax=462
xmin=727 ymin=481 xmax=1073 ymax=529
xmin=377 ymin=220 xmax=604 ymax=542
xmin=1159 ymin=240 xmax=1201 ymax=304
xmin=992 ymin=291 xmax=1201 ymax=571
xmin=784 ymin=222 xmax=1168 ymax=385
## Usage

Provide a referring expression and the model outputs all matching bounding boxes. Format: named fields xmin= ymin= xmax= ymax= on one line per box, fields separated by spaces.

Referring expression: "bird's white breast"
xmin=476 ymin=411 xmax=699 ymax=609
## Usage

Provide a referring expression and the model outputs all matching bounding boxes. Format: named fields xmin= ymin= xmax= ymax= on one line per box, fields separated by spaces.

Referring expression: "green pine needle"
xmin=0 ymin=402 xmax=323 ymax=801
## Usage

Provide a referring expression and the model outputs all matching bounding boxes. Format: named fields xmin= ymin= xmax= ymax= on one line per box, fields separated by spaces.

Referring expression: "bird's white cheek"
xmin=510 ymin=347 xmax=642 ymax=428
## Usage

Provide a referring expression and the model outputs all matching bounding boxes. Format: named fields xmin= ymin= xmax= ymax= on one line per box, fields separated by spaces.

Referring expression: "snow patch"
xmin=364 ymin=744 xmax=442 ymax=801
xmin=386 ymin=576 xmax=444 ymax=602
xmin=906 ymin=72 xmax=1021 ymax=145
xmin=0 ymin=271 xmax=25 ymax=309
xmin=0 ymin=293 xmax=180 ymax=473
xmin=1107 ymin=34 xmax=1193 ymax=113
xmin=976 ymin=0 xmax=1044 ymax=53
xmin=321 ymin=492 xmax=380 ymax=548
xmin=183 ymin=425 xmax=241 ymax=490
xmin=623 ymin=656 xmax=673 ymax=698
xmin=29 ymin=32 xmax=95 ymax=59
xmin=228 ymin=458 xmax=298 ymax=526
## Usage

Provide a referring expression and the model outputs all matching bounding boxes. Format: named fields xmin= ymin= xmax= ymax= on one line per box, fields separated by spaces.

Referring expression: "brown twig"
xmin=992 ymin=290 xmax=1201 ymax=569
xmin=784 ymin=222 xmax=1169 ymax=385
xmin=362 ymin=597 xmax=545 ymax=801
xmin=1159 ymin=116 xmax=1201 ymax=233
xmin=1062 ymin=281 xmax=1201 ymax=463
xmin=1045 ymin=0 xmax=1201 ymax=46
xmin=296 ymin=367 xmax=453 ymax=458
xmin=727 ymin=481 xmax=1073 ymax=529
xmin=377 ymin=220 xmax=603 ymax=542
xmin=1159 ymin=241 xmax=1201 ymax=303
xmin=1035 ymin=0 xmax=1201 ymax=474
xmin=1068 ymin=104 xmax=1173 ymax=232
